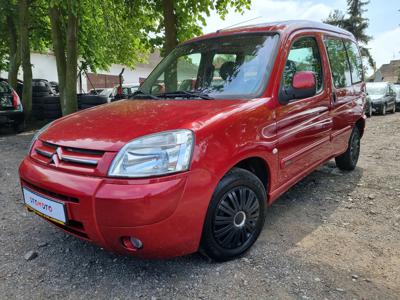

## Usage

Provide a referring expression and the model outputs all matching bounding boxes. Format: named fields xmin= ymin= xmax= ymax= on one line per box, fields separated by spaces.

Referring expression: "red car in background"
xmin=19 ymin=20 xmax=366 ymax=261
xmin=0 ymin=79 xmax=24 ymax=132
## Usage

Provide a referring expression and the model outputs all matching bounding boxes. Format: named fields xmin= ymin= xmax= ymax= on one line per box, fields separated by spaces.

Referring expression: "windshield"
xmin=366 ymin=84 xmax=387 ymax=96
xmin=140 ymin=33 xmax=279 ymax=99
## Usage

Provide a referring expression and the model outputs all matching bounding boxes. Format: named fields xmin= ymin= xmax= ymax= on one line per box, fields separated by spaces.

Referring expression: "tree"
xmin=0 ymin=1 xmax=20 ymax=89
xmin=324 ymin=0 xmax=375 ymax=70
xmin=126 ymin=0 xmax=252 ymax=56
xmin=49 ymin=0 xmax=152 ymax=116
xmin=19 ymin=0 xmax=33 ymax=119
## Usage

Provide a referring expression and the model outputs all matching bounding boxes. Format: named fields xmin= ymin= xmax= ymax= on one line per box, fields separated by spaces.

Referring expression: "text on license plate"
xmin=23 ymin=188 xmax=67 ymax=224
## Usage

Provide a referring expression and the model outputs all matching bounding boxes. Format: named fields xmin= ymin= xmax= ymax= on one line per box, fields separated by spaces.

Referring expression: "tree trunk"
xmin=49 ymin=2 xmax=78 ymax=116
xmin=6 ymin=15 xmax=20 ymax=90
xmin=64 ymin=0 xmax=78 ymax=115
xmin=19 ymin=0 xmax=32 ymax=120
xmin=162 ymin=0 xmax=177 ymax=92
xmin=49 ymin=6 xmax=67 ymax=111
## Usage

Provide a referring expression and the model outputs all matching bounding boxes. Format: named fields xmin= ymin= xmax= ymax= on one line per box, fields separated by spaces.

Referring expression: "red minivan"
xmin=19 ymin=21 xmax=366 ymax=261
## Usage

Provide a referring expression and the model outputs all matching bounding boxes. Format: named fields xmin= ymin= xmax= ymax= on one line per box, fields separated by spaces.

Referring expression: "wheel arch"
xmin=231 ymin=156 xmax=271 ymax=195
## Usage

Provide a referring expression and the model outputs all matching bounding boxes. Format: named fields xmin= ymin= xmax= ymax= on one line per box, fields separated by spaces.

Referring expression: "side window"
xmin=324 ymin=38 xmax=352 ymax=88
xmin=344 ymin=40 xmax=363 ymax=84
xmin=282 ymin=37 xmax=323 ymax=92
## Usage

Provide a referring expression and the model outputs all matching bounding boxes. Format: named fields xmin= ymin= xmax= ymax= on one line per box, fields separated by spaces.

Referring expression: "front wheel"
xmin=200 ymin=168 xmax=266 ymax=261
xmin=368 ymin=103 xmax=373 ymax=117
xmin=381 ymin=104 xmax=386 ymax=115
xmin=335 ymin=126 xmax=360 ymax=171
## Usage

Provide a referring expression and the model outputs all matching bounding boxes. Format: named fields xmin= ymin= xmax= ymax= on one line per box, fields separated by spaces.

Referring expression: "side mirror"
xmin=279 ymin=71 xmax=317 ymax=105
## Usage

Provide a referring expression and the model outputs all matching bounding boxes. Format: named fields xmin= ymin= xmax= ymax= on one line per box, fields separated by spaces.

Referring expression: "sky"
xmin=203 ymin=0 xmax=400 ymax=75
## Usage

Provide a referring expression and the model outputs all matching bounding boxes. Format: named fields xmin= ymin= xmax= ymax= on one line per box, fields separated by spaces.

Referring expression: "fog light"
xmin=121 ymin=236 xmax=143 ymax=250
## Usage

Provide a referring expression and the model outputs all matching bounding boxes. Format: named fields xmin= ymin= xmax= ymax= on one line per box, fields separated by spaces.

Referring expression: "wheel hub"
xmin=233 ymin=211 xmax=246 ymax=228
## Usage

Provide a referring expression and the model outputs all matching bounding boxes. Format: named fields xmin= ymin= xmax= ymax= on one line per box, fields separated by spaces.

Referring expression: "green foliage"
xmin=78 ymin=0 xmax=152 ymax=72
xmin=323 ymin=0 xmax=375 ymax=69
xmin=126 ymin=0 xmax=251 ymax=54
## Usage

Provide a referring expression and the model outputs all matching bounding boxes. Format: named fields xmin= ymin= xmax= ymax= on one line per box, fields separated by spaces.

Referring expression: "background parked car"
xmin=394 ymin=84 xmax=400 ymax=111
xmin=366 ymin=82 xmax=396 ymax=115
xmin=365 ymin=95 xmax=372 ymax=117
xmin=0 ymin=79 xmax=24 ymax=132
xmin=113 ymin=83 xmax=140 ymax=100
xmin=99 ymin=88 xmax=114 ymax=102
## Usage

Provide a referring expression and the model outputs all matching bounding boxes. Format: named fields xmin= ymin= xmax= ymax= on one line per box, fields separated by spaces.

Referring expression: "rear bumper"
xmin=19 ymin=157 xmax=215 ymax=258
xmin=0 ymin=110 xmax=24 ymax=123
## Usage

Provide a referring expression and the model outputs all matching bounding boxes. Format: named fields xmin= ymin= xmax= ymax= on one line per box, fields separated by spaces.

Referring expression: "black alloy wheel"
xmin=200 ymin=168 xmax=266 ymax=261
xmin=213 ymin=186 xmax=260 ymax=249
xmin=335 ymin=126 xmax=361 ymax=171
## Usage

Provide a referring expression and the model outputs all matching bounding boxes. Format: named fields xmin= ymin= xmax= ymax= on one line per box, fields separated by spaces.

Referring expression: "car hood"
xmin=369 ymin=95 xmax=384 ymax=101
xmin=40 ymin=99 xmax=262 ymax=152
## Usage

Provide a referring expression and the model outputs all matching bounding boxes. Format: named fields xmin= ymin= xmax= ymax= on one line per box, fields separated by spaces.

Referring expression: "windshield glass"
xmin=140 ymin=33 xmax=279 ymax=99
xmin=366 ymin=84 xmax=387 ymax=96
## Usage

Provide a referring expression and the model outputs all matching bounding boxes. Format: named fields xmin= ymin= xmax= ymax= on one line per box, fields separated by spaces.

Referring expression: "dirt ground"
xmin=0 ymin=113 xmax=399 ymax=300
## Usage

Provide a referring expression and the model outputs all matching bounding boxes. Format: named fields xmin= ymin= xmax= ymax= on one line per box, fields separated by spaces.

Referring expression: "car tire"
xmin=335 ymin=126 xmax=361 ymax=171
xmin=200 ymin=168 xmax=266 ymax=262
xmin=13 ymin=120 xmax=25 ymax=133
xmin=392 ymin=103 xmax=396 ymax=114
xmin=78 ymin=95 xmax=108 ymax=105
xmin=367 ymin=103 xmax=372 ymax=118
xmin=381 ymin=104 xmax=386 ymax=115
xmin=43 ymin=110 xmax=62 ymax=120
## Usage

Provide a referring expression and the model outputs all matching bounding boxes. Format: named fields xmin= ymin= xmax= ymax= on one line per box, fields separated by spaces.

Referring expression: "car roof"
xmin=366 ymin=82 xmax=389 ymax=87
xmin=184 ymin=20 xmax=354 ymax=45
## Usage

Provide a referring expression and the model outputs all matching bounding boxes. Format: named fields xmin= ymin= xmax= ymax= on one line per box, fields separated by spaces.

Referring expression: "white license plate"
xmin=23 ymin=188 xmax=67 ymax=224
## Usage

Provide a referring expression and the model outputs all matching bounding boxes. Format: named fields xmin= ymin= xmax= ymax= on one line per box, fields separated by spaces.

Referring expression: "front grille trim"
xmin=34 ymin=142 xmax=103 ymax=167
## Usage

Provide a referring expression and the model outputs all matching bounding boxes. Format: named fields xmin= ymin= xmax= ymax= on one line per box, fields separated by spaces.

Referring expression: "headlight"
xmin=108 ymin=130 xmax=194 ymax=178
xmin=28 ymin=121 xmax=54 ymax=154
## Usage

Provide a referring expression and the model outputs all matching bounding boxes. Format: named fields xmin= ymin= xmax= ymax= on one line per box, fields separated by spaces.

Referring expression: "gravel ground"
xmin=0 ymin=114 xmax=399 ymax=299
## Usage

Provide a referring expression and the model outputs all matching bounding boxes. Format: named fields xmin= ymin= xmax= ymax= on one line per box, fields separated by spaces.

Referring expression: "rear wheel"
xmin=335 ymin=126 xmax=360 ymax=171
xmin=200 ymin=168 xmax=266 ymax=261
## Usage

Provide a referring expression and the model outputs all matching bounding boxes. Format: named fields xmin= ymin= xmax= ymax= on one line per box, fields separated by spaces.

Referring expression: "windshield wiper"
xmin=158 ymin=90 xmax=214 ymax=100
xmin=129 ymin=90 xmax=160 ymax=100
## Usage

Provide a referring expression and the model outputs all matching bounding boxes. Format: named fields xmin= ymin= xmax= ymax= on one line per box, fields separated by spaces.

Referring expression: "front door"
xmin=276 ymin=34 xmax=333 ymax=184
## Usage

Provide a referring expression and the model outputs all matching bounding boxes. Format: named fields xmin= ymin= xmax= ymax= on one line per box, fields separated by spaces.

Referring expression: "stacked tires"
xmin=77 ymin=94 xmax=108 ymax=110
xmin=32 ymin=91 xmax=108 ymax=121
xmin=32 ymin=83 xmax=58 ymax=120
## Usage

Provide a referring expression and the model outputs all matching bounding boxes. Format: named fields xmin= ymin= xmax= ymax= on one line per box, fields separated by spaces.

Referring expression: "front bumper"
xmin=19 ymin=157 xmax=215 ymax=258
xmin=371 ymin=102 xmax=384 ymax=112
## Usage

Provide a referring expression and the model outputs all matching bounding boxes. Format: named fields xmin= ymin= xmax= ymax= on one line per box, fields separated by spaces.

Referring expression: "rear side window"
xmin=324 ymin=38 xmax=352 ymax=88
xmin=0 ymin=81 xmax=11 ymax=93
xmin=344 ymin=41 xmax=363 ymax=84
xmin=282 ymin=36 xmax=323 ymax=92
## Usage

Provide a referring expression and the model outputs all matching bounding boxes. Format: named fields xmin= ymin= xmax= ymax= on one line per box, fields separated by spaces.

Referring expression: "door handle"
xmin=332 ymin=91 xmax=337 ymax=103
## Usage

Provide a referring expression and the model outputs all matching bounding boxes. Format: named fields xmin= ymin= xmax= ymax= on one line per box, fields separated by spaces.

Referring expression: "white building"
xmin=0 ymin=51 xmax=162 ymax=92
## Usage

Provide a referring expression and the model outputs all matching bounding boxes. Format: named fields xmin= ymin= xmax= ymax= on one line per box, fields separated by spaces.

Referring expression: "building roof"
xmin=369 ymin=60 xmax=400 ymax=83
